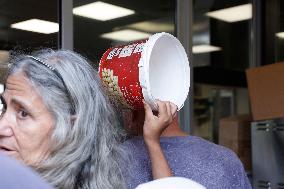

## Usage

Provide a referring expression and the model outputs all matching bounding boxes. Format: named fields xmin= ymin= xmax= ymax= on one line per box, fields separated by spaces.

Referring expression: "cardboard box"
xmin=246 ymin=62 xmax=284 ymax=121
xmin=219 ymin=114 xmax=252 ymax=171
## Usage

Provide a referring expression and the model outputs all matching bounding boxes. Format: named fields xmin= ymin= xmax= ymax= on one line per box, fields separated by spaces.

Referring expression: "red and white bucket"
xmin=99 ymin=32 xmax=190 ymax=110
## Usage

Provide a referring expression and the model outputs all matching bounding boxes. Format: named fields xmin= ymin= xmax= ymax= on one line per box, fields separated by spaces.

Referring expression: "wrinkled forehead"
xmin=4 ymin=72 xmax=36 ymax=97
xmin=6 ymin=72 xmax=30 ymax=86
xmin=2 ymin=73 xmax=46 ymax=111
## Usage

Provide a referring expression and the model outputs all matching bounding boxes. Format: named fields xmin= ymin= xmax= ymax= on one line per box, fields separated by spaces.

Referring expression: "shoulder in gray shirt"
xmin=122 ymin=136 xmax=251 ymax=189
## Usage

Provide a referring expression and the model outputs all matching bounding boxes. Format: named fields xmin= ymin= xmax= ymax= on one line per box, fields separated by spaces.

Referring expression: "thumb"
xmin=143 ymin=100 xmax=153 ymax=118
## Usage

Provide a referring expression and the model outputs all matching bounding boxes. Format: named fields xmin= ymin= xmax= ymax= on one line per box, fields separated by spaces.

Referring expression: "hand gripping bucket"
xmin=99 ymin=32 xmax=190 ymax=110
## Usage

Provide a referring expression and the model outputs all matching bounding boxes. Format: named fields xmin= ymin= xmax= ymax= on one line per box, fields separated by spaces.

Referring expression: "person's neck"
xmin=161 ymin=117 xmax=188 ymax=137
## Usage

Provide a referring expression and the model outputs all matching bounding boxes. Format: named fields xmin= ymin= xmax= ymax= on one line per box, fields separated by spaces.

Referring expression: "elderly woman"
xmin=0 ymin=50 xmax=177 ymax=189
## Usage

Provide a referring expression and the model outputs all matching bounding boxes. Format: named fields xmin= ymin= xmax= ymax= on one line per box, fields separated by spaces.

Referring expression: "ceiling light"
xmin=11 ymin=19 xmax=59 ymax=34
xmin=193 ymin=45 xmax=221 ymax=54
xmin=73 ymin=1 xmax=135 ymax=21
xmin=127 ymin=21 xmax=174 ymax=33
xmin=276 ymin=32 xmax=284 ymax=39
xmin=206 ymin=4 xmax=252 ymax=23
xmin=101 ymin=29 xmax=151 ymax=42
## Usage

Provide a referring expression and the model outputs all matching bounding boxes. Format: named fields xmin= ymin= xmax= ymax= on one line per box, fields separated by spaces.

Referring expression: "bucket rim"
xmin=139 ymin=32 xmax=190 ymax=111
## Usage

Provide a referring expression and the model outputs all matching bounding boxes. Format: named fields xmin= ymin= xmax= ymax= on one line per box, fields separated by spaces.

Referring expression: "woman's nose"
xmin=0 ymin=116 xmax=13 ymax=137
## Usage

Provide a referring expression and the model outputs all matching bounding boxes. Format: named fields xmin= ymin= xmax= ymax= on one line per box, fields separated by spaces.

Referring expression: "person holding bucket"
xmin=99 ymin=32 xmax=251 ymax=189
xmin=121 ymin=110 xmax=251 ymax=189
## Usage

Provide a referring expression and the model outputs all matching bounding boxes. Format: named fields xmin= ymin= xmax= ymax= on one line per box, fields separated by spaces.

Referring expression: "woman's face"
xmin=0 ymin=72 xmax=54 ymax=166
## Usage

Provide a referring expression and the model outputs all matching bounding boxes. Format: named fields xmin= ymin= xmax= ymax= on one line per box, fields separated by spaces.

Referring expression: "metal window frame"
xmin=251 ymin=0 xmax=262 ymax=68
xmin=176 ymin=0 xmax=193 ymax=133
xmin=58 ymin=0 xmax=73 ymax=50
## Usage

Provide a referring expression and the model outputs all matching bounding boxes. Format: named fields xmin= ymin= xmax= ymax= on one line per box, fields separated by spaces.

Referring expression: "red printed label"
xmin=99 ymin=40 xmax=147 ymax=109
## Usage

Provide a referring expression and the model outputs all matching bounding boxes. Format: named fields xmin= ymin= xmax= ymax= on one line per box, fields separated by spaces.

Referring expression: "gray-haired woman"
xmin=0 ymin=49 xmax=177 ymax=189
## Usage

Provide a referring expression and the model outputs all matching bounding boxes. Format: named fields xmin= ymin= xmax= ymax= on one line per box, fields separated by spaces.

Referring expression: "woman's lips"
xmin=0 ymin=146 xmax=16 ymax=156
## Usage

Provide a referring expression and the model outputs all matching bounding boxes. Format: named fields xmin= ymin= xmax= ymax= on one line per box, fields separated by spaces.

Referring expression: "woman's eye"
xmin=0 ymin=106 xmax=5 ymax=118
xmin=18 ymin=109 xmax=29 ymax=118
xmin=0 ymin=97 xmax=7 ymax=118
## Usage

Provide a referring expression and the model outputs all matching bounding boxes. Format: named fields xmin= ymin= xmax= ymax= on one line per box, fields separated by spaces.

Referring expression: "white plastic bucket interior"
xmin=140 ymin=33 xmax=190 ymax=110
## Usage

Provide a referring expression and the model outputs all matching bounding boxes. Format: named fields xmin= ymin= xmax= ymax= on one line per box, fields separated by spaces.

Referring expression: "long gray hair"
xmin=7 ymin=49 xmax=128 ymax=189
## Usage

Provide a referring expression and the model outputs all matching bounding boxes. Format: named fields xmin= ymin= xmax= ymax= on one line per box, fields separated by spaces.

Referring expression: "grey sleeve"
xmin=235 ymin=157 xmax=252 ymax=189
xmin=0 ymin=153 xmax=54 ymax=189
xmin=240 ymin=167 xmax=252 ymax=189
xmin=222 ymin=148 xmax=252 ymax=189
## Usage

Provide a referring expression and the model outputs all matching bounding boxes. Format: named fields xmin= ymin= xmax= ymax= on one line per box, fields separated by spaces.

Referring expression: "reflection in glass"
xmin=73 ymin=0 xmax=175 ymax=66
xmin=192 ymin=0 xmax=251 ymax=143
xmin=0 ymin=0 xmax=58 ymax=83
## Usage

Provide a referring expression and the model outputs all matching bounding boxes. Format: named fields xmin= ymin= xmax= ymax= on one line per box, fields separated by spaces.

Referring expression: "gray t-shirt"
xmin=0 ymin=153 xmax=54 ymax=189
xmin=123 ymin=136 xmax=251 ymax=189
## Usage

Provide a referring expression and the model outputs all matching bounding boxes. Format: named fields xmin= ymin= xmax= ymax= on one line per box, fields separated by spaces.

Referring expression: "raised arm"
xmin=142 ymin=100 xmax=177 ymax=179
